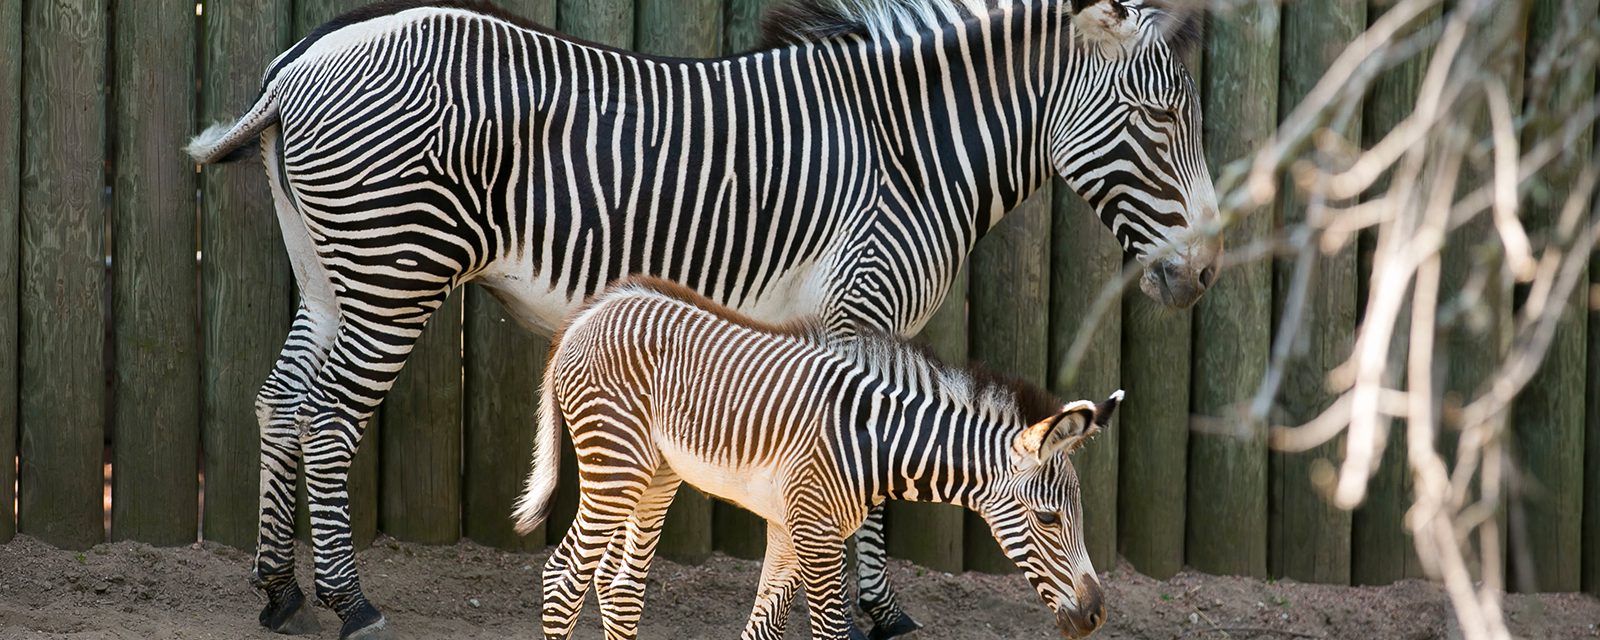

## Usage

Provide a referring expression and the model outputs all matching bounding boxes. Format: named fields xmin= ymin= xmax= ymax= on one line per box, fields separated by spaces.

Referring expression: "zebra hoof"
xmin=260 ymin=587 xmax=321 ymax=635
xmin=339 ymin=601 xmax=393 ymax=640
xmin=849 ymin=625 xmax=871 ymax=640
xmin=868 ymin=611 xmax=923 ymax=640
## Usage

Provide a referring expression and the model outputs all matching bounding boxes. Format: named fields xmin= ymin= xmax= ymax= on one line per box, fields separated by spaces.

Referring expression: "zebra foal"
xmin=514 ymin=276 xmax=1122 ymax=640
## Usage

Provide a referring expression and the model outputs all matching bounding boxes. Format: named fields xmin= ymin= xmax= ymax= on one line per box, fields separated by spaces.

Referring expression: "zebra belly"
xmin=653 ymin=437 xmax=787 ymax=526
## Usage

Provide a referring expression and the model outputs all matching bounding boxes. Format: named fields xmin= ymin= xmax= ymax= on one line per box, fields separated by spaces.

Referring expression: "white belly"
xmin=655 ymin=438 xmax=787 ymax=526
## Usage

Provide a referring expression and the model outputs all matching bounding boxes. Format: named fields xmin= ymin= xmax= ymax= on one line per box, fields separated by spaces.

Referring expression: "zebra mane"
xmin=824 ymin=330 xmax=1063 ymax=426
xmin=758 ymin=0 xmax=1205 ymax=60
xmin=759 ymin=0 xmax=994 ymax=48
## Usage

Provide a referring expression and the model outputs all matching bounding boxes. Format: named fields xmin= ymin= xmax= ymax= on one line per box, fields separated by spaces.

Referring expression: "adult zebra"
xmin=187 ymin=0 xmax=1219 ymax=638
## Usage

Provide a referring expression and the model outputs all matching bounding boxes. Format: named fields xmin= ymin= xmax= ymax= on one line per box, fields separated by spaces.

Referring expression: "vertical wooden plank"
xmin=634 ymin=0 xmax=721 ymax=563
xmin=1188 ymin=4 xmax=1275 ymax=580
xmin=1269 ymin=0 xmax=1363 ymax=586
xmin=1269 ymin=0 xmax=1361 ymax=585
xmin=560 ymin=0 xmax=634 ymax=46
xmin=381 ymin=294 xmax=463 ymax=544
xmin=111 ymin=0 xmax=200 ymax=545
xmin=545 ymin=0 xmax=635 ymax=552
xmin=723 ymin=0 xmax=775 ymax=53
xmin=1509 ymin=0 xmax=1595 ymax=594
xmin=0 ymin=0 xmax=20 ymax=544
xmin=1116 ymin=40 xmax=1202 ymax=582
xmin=1049 ymin=191 xmax=1120 ymax=572
xmin=1352 ymin=0 xmax=1437 ymax=586
xmin=711 ymin=0 xmax=775 ymax=560
xmin=200 ymin=0 xmax=294 ymax=550
xmin=18 ymin=0 xmax=108 ymax=551
xmin=291 ymin=0 xmax=380 ymax=549
xmin=964 ymin=188 xmax=1052 ymax=574
xmin=1588 ymin=103 xmax=1600 ymax=596
xmin=461 ymin=0 xmax=557 ymax=554
xmin=888 ymin=270 xmax=968 ymax=573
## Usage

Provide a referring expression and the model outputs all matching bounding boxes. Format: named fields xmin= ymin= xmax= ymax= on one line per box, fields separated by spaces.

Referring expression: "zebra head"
xmin=983 ymin=390 xmax=1123 ymax=638
xmin=1053 ymin=0 xmax=1220 ymax=308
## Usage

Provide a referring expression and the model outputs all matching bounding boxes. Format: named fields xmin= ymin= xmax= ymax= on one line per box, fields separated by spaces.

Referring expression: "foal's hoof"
xmin=260 ymin=587 xmax=321 ymax=635
xmin=869 ymin=611 xmax=923 ymax=640
xmin=849 ymin=626 xmax=871 ymax=640
xmin=339 ymin=601 xmax=394 ymax=640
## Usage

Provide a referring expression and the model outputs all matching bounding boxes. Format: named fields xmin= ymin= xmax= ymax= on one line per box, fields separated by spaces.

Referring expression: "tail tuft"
xmin=511 ymin=375 xmax=563 ymax=535
xmin=184 ymin=86 xmax=280 ymax=164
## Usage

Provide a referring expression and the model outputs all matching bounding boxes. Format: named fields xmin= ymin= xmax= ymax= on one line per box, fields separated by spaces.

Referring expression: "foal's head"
xmin=979 ymin=390 xmax=1122 ymax=638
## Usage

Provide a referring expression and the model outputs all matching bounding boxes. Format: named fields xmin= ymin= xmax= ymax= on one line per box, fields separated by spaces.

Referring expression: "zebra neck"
xmin=875 ymin=400 xmax=1011 ymax=510
xmin=888 ymin=0 xmax=1070 ymax=237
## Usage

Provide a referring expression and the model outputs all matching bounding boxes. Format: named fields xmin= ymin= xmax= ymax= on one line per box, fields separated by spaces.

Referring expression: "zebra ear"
xmin=1070 ymin=0 xmax=1140 ymax=57
xmin=1013 ymin=400 xmax=1099 ymax=467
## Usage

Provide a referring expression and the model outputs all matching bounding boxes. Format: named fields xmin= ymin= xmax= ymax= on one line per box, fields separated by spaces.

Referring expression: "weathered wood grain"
xmin=0 ymin=0 xmax=20 ymax=544
xmin=18 ymin=0 xmax=109 ymax=551
xmin=1049 ymin=189 xmax=1121 ymax=572
xmin=890 ymin=268 xmax=969 ymax=573
xmin=382 ymin=294 xmax=463 ymax=543
xmin=111 ymin=0 xmax=200 ymax=545
xmin=1509 ymin=0 xmax=1595 ymax=594
xmin=635 ymin=0 xmax=721 ymax=563
xmin=724 ymin=0 xmax=777 ymax=53
xmin=965 ymin=188 xmax=1052 ymax=574
xmin=1351 ymin=0 xmax=1437 ymax=586
xmin=1269 ymin=0 xmax=1363 ymax=586
xmin=199 ymin=0 xmax=295 ymax=551
xmin=1188 ymin=2 xmax=1276 ymax=580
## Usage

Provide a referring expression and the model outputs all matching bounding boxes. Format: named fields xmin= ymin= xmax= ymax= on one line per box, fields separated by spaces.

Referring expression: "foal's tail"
xmin=512 ymin=371 xmax=563 ymax=535
xmin=184 ymin=81 xmax=281 ymax=164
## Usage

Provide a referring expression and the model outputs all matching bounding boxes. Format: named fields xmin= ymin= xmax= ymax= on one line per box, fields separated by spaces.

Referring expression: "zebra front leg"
xmin=741 ymin=524 xmax=801 ymax=640
xmin=792 ymin=521 xmax=864 ymax=640
xmin=855 ymin=506 xmax=920 ymax=639
xmin=594 ymin=467 xmax=681 ymax=639
xmin=254 ymin=303 xmax=338 ymax=635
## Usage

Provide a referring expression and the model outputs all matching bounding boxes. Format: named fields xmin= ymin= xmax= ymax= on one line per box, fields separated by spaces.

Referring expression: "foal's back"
xmin=549 ymin=278 xmax=864 ymax=520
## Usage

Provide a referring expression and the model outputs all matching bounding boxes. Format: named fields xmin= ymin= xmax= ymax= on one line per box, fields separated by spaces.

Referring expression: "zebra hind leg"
xmin=542 ymin=444 xmax=660 ymax=638
xmin=299 ymin=304 xmax=443 ymax=640
xmin=594 ymin=466 xmax=681 ymax=639
xmin=253 ymin=302 xmax=338 ymax=635
xmin=855 ymin=506 xmax=921 ymax=639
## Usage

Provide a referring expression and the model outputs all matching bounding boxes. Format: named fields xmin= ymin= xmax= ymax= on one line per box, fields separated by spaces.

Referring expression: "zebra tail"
xmin=511 ymin=374 xmax=562 ymax=535
xmin=184 ymin=83 xmax=280 ymax=164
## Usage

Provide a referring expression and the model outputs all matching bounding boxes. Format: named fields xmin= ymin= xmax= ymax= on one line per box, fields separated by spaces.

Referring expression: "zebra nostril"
xmin=1198 ymin=265 xmax=1217 ymax=288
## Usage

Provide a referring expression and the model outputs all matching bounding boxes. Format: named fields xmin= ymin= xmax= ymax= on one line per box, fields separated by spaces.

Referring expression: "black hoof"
xmin=259 ymin=587 xmax=321 ymax=635
xmin=339 ymin=600 xmax=393 ymax=640
xmin=869 ymin=611 xmax=923 ymax=640
xmin=849 ymin=625 xmax=871 ymax=640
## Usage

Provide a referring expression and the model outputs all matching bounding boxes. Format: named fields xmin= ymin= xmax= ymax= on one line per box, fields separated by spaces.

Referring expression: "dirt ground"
xmin=1 ymin=535 xmax=1596 ymax=639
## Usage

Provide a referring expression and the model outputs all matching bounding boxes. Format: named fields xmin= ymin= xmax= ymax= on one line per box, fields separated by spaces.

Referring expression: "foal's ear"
xmin=1068 ymin=0 xmax=1141 ymax=58
xmin=1013 ymin=390 xmax=1124 ymax=467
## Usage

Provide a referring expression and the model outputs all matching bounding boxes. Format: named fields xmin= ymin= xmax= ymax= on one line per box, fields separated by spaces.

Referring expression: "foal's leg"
xmin=741 ymin=524 xmax=802 ymax=640
xmin=594 ymin=466 xmax=681 ymax=640
xmin=792 ymin=520 xmax=859 ymax=640
xmin=252 ymin=301 xmax=339 ymax=635
xmin=542 ymin=434 xmax=659 ymax=639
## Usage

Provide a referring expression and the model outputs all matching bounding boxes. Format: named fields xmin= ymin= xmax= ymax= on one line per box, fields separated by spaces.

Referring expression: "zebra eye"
xmin=1145 ymin=107 xmax=1179 ymax=123
xmin=1036 ymin=511 xmax=1060 ymax=526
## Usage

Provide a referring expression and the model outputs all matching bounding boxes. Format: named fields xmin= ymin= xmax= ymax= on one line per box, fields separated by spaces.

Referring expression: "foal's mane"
xmin=604 ymin=276 xmax=1061 ymax=425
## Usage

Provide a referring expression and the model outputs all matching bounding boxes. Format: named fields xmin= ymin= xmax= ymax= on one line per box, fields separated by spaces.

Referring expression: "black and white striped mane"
xmin=758 ymin=0 xmax=1203 ymax=57
xmin=603 ymin=276 xmax=1062 ymax=425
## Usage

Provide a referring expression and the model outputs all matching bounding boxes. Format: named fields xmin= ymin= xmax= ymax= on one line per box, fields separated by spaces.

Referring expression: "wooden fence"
xmin=1 ymin=0 xmax=1596 ymax=595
